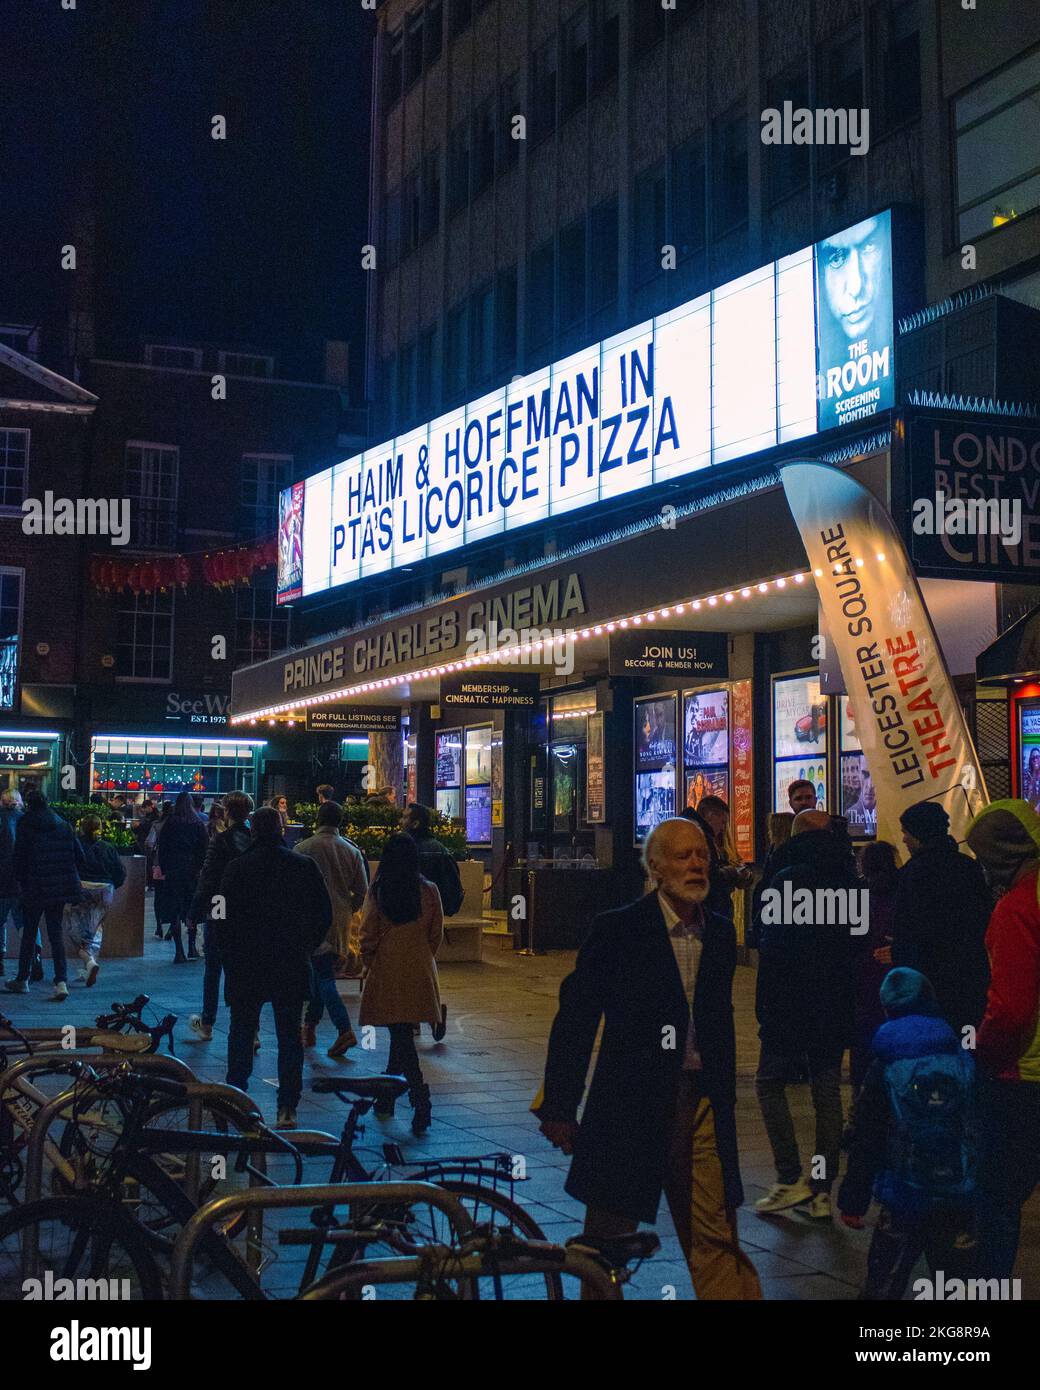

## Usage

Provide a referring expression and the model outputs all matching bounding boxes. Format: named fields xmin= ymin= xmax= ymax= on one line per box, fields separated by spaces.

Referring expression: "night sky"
xmin=3 ymin=0 xmax=374 ymax=389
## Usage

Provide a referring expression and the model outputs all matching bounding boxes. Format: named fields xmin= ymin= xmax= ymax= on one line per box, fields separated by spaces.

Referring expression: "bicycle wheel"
xmin=0 ymin=1195 xmax=163 ymax=1301
xmin=56 ymin=1095 xmax=251 ymax=1243
xmin=305 ymin=1180 xmax=564 ymax=1301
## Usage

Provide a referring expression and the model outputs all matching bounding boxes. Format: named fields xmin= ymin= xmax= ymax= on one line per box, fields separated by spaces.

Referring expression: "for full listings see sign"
xmin=608 ymin=628 xmax=728 ymax=678
xmin=305 ymin=706 xmax=401 ymax=734
xmin=440 ymin=672 xmax=540 ymax=710
xmin=276 ymin=213 xmax=895 ymax=603
xmin=782 ymin=461 xmax=987 ymax=847
xmin=905 ymin=416 xmax=1040 ymax=582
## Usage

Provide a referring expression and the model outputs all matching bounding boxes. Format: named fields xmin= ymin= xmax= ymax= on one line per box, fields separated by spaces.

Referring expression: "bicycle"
xmin=0 ymin=996 xmax=178 ymax=1062
xmin=0 ymin=1063 xmax=303 ymax=1299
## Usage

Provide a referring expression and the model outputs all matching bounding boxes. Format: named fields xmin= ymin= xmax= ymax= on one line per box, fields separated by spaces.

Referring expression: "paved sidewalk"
xmin=4 ymin=935 xmax=1037 ymax=1300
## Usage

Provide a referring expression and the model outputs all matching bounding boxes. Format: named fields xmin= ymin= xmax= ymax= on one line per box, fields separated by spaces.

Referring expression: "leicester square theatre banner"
xmin=781 ymin=461 xmax=987 ymax=847
xmin=276 ymin=213 xmax=895 ymax=604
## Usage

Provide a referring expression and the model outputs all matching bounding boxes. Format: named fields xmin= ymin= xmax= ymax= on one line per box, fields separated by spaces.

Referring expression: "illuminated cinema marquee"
xmin=277 ymin=211 xmax=894 ymax=604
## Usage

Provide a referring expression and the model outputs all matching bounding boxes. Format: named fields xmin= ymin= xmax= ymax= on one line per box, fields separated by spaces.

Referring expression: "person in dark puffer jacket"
xmin=5 ymin=792 xmax=85 ymax=1001
xmin=838 ymin=968 xmax=977 ymax=1300
xmin=0 ymin=789 xmax=25 ymax=979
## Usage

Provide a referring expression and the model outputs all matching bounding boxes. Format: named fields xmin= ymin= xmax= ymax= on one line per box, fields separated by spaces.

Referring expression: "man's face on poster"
xmin=861 ymin=767 xmax=876 ymax=810
xmin=821 ymin=217 xmax=885 ymax=340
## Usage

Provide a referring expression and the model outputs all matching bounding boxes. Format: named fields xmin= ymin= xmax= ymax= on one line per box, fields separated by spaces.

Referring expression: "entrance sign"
xmin=278 ymin=214 xmax=894 ymax=604
xmin=782 ymin=461 xmax=987 ymax=845
xmin=609 ymin=628 xmax=727 ymax=678
xmin=305 ymin=706 xmax=401 ymax=734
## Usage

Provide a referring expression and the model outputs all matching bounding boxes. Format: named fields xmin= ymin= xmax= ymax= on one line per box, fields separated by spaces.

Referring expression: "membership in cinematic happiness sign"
xmin=277 ymin=212 xmax=894 ymax=603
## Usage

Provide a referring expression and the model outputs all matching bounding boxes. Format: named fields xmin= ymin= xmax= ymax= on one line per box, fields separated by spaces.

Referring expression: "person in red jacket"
xmin=965 ymin=799 xmax=1040 ymax=1279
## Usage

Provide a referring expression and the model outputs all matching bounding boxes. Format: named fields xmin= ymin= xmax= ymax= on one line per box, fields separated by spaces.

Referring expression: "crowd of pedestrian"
xmin=537 ymin=778 xmax=1040 ymax=1301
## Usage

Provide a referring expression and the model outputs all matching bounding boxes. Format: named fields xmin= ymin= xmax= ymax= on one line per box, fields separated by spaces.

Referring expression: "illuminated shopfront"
xmin=89 ymin=736 xmax=266 ymax=802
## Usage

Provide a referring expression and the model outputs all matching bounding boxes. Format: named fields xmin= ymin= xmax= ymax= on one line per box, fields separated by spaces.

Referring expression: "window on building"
xmin=526 ymin=238 xmax=556 ymax=351
xmin=401 ymin=165 xmax=421 ymax=255
xmin=116 ymin=587 xmax=174 ymax=682
xmin=469 ymin=282 xmax=495 ymax=384
xmin=449 ymin=0 xmax=472 ymax=40
xmin=530 ymin=38 xmax=558 ymax=146
xmin=472 ymin=95 xmax=496 ymax=196
xmin=447 ymin=118 xmax=471 ymax=215
xmin=711 ymin=106 xmax=748 ymax=235
xmin=494 ymin=265 xmax=518 ymax=370
xmin=0 ymin=429 xmax=29 ymax=509
xmin=632 ymin=159 xmax=667 ymax=286
xmin=955 ymin=44 xmax=1040 ymax=240
xmin=218 ymin=351 xmax=274 ymax=378
xmin=561 ymin=6 xmax=590 ymax=120
xmin=632 ymin=0 xmax=667 ymax=58
xmin=384 ymin=184 xmax=403 ymax=269
xmin=397 ymin=341 xmax=418 ymax=424
xmin=404 ymin=9 xmax=425 ymax=90
xmin=236 ymin=574 xmax=289 ymax=666
xmin=558 ymin=217 xmax=587 ymax=330
xmin=589 ymin=196 xmax=619 ymax=312
xmin=444 ymin=300 xmax=468 ymax=399
xmin=384 ymin=26 xmax=404 ymax=109
xmin=240 ymin=454 xmax=293 ymax=537
xmin=417 ymin=325 xmax=438 ymax=416
xmin=0 ymin=568 xmax=23 ymax=710
xmin=425 ymin=0 xmax=443 ymax=64
xmin=671 ymin=132 xmax=706 ymax=257
xmin=420 ymin=147 xmax=441 ymax=238
xmin=143 ymin=345 xmax=202 ymax=370
xmin=816 ymin=30 xmax=863 ymax=168
xmin=592 ymin=0 xmax=620 ymax=88
xmin=124 ymin=443 xmax=179 ymax=548
xmin=765 ymin=64 xmax=810 ymax=201
xmin=91 ymin=737 xmax=258 ymax=800
xmin=498 ymin=70 xmax=523 ymax=170
xmin=874 ymin=0 xmax=920 ymax=132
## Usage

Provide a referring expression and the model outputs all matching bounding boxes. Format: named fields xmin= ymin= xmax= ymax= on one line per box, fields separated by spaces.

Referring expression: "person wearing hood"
xmin=964 ymin=799 xmax=1040 ymax=1279
xmin=891 ymin=800 xmax=991 ymax=1034
xmin=837 ymin=968 xmax=977 ymax=1299
xmin=5 ymin=792 xmax=85 ymax=1001
xmin=753 ymin=810 xmax=861 ymax=1219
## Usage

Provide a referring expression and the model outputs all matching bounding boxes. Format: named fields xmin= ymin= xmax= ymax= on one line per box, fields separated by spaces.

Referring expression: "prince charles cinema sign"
xmin=277 ymin=213 xmax=896 ymax=605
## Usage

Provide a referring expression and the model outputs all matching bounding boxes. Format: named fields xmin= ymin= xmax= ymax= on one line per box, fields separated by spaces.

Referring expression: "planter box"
xmin=4 ymin=854 xmax=146 ymax=961
xmin=365 ymin=857 xmax=485 ymax=963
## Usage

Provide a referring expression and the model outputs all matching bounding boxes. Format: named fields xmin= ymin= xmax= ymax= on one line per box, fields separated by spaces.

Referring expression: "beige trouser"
xmin=584 ymin=1078 xmax=762 ymax=1300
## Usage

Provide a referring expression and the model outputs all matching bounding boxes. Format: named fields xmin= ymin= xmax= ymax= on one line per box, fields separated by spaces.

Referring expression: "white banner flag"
xmin=781 ymin=461 xmax=987 ymax=846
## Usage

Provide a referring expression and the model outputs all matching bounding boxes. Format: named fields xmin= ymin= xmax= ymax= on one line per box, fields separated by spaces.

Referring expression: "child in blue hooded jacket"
xmin=837 ymin=967 xmax=977 ymax=1299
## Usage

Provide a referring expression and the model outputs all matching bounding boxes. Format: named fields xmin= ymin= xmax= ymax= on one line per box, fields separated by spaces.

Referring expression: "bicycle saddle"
xmin=311 ymin=1074 xmax=410 ymax=1101
xmin=91 ymin=1031 xmax=153 ymax=1054
xmin=566 ymin=1231 xmax=661 ymax=1266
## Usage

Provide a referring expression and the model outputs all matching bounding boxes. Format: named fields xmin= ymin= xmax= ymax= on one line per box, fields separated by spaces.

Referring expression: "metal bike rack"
xmin=168 ymin=1181 xmax=477 ymax=1300
xmin=297 ymin=1244 xmax=623 ymax=1301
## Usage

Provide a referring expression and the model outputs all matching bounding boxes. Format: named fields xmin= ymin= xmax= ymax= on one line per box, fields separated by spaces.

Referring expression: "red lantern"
xmin=261 ymin=536 xmax=278 ymax=569
xmin=141 ymin=562 xmax=159 ymax=595
xmin=201 ymin=553 xmax=216 ymax=587
xmin=235 ymin=548 xmax=252 ymax=584
xmin=175 ymin=555 xmax=191 ymax=590
xmin=127 ymin=564 xmax=142 ymax=596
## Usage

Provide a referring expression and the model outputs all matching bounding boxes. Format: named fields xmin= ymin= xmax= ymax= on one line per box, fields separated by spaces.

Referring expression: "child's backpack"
xmin=882 ymin=1051 xmax=976 ymax=1201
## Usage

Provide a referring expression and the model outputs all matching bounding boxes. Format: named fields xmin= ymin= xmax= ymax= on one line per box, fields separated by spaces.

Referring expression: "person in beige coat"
xmin=359 ymin=833 xmax=443 ymax=1135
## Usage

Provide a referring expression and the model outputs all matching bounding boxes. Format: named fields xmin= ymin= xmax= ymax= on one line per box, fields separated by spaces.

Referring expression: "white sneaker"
xmin=189 ymin=1014 xmax=213 ymax=1041
xmin=806 ymin=1193 xmax=832 ymax=1220
xmin=754 ymin=1179 xmax=814 ymax=1214
xmin=49 ymin=981 xmax=69 ymax=1003
xmin=84 ymin=958 xmax=99 ymax=988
